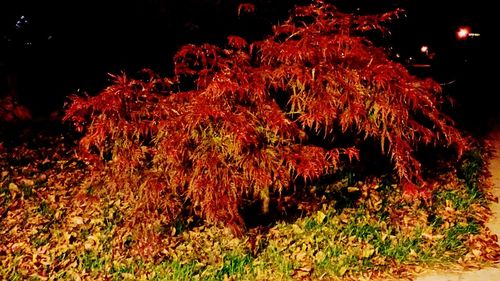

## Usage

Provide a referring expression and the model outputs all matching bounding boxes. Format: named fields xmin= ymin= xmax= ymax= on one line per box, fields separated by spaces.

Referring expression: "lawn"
xmin=1 ymin=123 xmax=499 ymax=280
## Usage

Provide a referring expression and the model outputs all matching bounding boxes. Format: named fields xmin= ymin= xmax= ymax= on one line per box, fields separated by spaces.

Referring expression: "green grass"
xmin=37 ymin=200 xmax=54 ymax=218
xmin=1 ymin=141 xmax=498 ymax=281
xmin=80 ymin=251 xmax=107 ymax=271
xmin=212 ymin=254 xmax=255 ymax=280
xmin=439 ymin=222 xmax=480 ymax=251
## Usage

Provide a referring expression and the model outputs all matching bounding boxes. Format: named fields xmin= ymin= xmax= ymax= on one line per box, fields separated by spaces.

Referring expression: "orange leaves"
xmin=401 ymin=180 xmax=433 ymax=203
xmin=173 ymin=44 xmax=219 ymax=78
xmin=227 ymin=36 xmax=248 ymax=50
xmin=342 ymin=147 xmax=360 ymax=162
xmin=63 ymin=0 xmax=468 ymax=237
xmin=255 ymin=0 xmax=465 ymax=186
xmin=352 ymin=8 xmax=406 ymax=35
xmin=283 ymin=146 xmax=359 ymax=184
xmin=237 ymin=3 xmax=255 ymax=17
xmin=465 ymin=230 xmax=500 ymax=262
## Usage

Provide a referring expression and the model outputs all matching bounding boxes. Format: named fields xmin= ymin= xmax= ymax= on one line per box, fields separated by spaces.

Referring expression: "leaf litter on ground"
xmin=1 ymin=125 xmax=499 ymax=280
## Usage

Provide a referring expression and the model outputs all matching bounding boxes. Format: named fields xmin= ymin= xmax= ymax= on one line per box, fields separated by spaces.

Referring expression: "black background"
xmin=0 ymin=0 xmax=486 ymax=129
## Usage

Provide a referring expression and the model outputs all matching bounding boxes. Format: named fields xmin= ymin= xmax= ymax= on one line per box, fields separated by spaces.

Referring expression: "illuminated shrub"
xmin=64 ymin=0 xmax=466 ymax=236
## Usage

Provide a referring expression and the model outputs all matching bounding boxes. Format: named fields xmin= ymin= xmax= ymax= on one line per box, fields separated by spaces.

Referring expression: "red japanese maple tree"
xmin=64 ymin=0 xmax=467 ymax=235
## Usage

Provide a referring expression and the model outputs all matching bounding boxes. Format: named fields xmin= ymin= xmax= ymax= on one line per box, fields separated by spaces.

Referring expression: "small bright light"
xmin=457 ymin=27 xmax=470 ymax=39
xmin=420 ymin=46 xmax=429 ymax=53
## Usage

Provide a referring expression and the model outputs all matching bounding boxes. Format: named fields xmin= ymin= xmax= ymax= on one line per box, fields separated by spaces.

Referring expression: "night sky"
xmin=0 ymin=0 xmax=486 ymax=128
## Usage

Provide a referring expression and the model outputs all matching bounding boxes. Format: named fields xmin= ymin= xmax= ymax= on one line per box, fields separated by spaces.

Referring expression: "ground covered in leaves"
xmin=1 ymin=123 xmax=500 ymax=280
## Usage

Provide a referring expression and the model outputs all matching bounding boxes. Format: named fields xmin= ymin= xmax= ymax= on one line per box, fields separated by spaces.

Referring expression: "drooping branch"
xmin=64 ymin=0 xmax=467 ymax=235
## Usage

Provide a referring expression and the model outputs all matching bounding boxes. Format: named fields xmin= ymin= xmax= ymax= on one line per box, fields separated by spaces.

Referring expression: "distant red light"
xmin=457 ymin=27 xmax=470 ymax=39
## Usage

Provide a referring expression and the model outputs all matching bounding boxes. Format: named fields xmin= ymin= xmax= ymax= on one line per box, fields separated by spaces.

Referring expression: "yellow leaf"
xmin=292 ymin=224 xmax=303 ymax=234
xmin=295 ymin=251 xmax=306 ymax=261
xmin=21 ymin=178 xmax=34 ymax=186
xmin=362 ymin=247 xmax=375 ymax=258
xmin=347 ymin=186 xmax=359 ymax=192
xmin=70 ymin=216 xmax=84 ymax=225
xmin=409 ymin=249 xmax=417 ymax=258
xmin=121 ymin=273 xmax=135 ymax=280
xmin=372 ymin=199 xmax=382 ymax=210
xmin=315 ymin=250 xmax=326 ymax=262
xmin=84 ymin=240 xmax=94 ymax=250
xmin=29 ymin=274 xmax=48 ymax=281
xmin=338 ymin=265 xmax=348 ymax=276
xmin=9 ymin=183 xmax=19 ymax=196
xmin=316 ymin=210 xmax=327 ymax=224
xmin=472 ymin=249 xmax=481 ymax=257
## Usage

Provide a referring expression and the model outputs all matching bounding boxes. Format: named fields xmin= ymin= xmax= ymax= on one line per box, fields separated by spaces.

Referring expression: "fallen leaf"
xmin=21 ymin=178 xmax=35 ymax=186
xmin=316 ymin=211 xmax=326 ymax=224
xmin=9 ymin=182 xmax=20 ymax=196
xmin=70 ymin=216 xmax=84 ymax=225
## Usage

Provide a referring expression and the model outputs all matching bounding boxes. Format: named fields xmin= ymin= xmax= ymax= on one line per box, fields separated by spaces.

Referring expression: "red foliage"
xmin=64 ymin=0 xmax=467 ymax=235
xmin=1 ymin=96 xmax=32 ymax=122
xmin=237 ymin=3 xmax=256 ymax=17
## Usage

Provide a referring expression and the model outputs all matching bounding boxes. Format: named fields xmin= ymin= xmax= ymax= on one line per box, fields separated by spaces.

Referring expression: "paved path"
xmin=416 ymin=124 xmax=500 ymax=281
